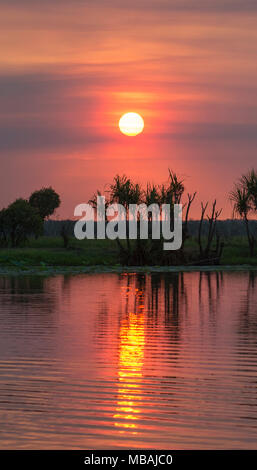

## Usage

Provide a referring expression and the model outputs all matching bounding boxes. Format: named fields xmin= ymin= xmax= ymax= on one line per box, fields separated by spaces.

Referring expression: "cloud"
xmin=0 ymin=62 xmax=256 ymax=155
xmin=0 ymin=70 xmax=113 ymax=153
xmin=0 ymin=122 xmax=111 ymax=153
xmin=1 ymin=1 xmax=257 ymax=12
xmin=159 ymin=122 xmax=257 ymax=142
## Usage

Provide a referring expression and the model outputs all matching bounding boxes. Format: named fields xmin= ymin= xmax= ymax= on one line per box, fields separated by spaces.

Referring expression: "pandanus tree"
xmin=109 ymin=175 xmax=142 ymax=213
xmin=230 ymin=169 xmax=257 ymax=256
xmin=158 ymin=171 xmax=196 ymax=259
xmin=159 ymin=170 xmax=184 ymax=219
xmin=240 ymin=169 xmax=257 ymax=211
xmin=110 ymin=171 xmax=196 ymax=265
xmin=109 ymin=175 xmax=142 ymax=257
xmin=88 ymin=189 xmax=108 ymax=221
xmin=145 ymin=183 xmax=160 ymax=206
xmin=89 ymin=171 xmax=197 ymax=266
xmin=144 ymin=183 xmax=160 ymax=222
xmin=230 ymin=185 xmax=255 ymax=256
xmin=167 ymin=169 xmax=185 ymax=204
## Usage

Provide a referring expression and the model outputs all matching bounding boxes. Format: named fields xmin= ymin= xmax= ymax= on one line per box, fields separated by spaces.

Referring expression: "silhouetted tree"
xmin=109 ymin=175 xmax=142 ymax=257
xmin=3 ymin=199 xmax=43 ymax=247
xmin=87 ymin=170 xmax=198 ymax=266
xmin=88 ymin=189 xmax=108 ymax=221
xmin=198 ymin=200 xmax=223 ymax=263
xmin=108 ymin=171 xmax=195 ymax=265
xmin=181 ymin=191 xmax=197 ymax=251
xmin=29 ymin=187 xmax=60 ymax=220
xmin=230 ymin=170 xmax=256 ymax=256
xmin=109 ymin=175 xmax=142 ymax=213
xmin=240 ymin=169 xmax=257 ymax=211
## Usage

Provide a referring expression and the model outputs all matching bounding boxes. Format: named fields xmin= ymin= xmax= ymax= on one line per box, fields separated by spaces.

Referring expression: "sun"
xmin=119 ymin=112 xmax=144 ymax=136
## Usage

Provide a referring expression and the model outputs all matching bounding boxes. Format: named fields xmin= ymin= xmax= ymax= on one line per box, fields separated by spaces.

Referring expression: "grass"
xmin=0 ymin=237 xmax=120 ymax=267
xmin=0 ymin=236 xmax=256 ymax=268
xmin=186 ymin=236 xmax=257 ymax=266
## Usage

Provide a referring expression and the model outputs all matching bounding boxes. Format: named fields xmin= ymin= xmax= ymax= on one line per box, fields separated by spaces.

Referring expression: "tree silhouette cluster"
xmin=0 ymin=187 xmax=60 ymax=247
xmin=89 ymin=170 xmax=224 ymax=266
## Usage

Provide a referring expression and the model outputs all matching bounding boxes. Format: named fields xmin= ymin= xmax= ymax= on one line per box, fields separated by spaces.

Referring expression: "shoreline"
xmin=0 ymin=264 xmax=257 ymax=276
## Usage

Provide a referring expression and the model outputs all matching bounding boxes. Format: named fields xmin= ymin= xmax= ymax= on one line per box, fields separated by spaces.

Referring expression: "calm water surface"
xmin=0 ymin=271 xmax=257 ymax=449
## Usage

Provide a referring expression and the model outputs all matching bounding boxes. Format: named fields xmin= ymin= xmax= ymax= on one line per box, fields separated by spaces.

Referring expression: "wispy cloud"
xmin=1 ymin=1 xmax=257 ymax=12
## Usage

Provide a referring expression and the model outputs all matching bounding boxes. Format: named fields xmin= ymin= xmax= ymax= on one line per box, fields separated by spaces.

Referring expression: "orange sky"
xmin=1 ymin=1 xmax=257 ymax=218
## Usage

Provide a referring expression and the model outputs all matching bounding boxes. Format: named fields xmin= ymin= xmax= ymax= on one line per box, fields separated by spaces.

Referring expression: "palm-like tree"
xmin=230 ymin=185 xmax=255 ymax=256
xmin=240 ymin=169 xmax=257 ymax=211
xmin=230 ymin=187 xmax=250 ymax=218
xmin=109 ymin=175 xmax=142 ymax=215
xmin=88 ymin=189 xmax=107 ymax=220
xmin=144 ymin=183 xmax=160 ymax=222
xmin=167 ymin=169 xmax=185 ymax=204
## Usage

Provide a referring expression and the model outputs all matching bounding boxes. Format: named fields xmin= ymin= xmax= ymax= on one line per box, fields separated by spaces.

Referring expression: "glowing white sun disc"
xmin=119 ymin=112 xmax=144 ymax=136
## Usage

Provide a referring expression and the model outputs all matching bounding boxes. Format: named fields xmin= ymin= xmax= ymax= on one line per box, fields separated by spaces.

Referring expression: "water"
xmin=0 ymin=271 xmax=257 ymax=449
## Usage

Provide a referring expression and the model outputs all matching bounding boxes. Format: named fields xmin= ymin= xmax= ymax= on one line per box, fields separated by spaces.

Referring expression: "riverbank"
xmin=0 ymin=236 xmax=256 ymax=272
xmin=0 ymin=264 xmax=257 ymax=277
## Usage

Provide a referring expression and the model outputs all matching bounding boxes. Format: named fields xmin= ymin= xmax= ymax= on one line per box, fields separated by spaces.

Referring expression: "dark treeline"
xmin=44 ymin=218 xmax=257 ymax=240
xmin=79 ymin=168 xmax=256 ymax=265
xmin=1 ymin=168 xmax=256 ymax=266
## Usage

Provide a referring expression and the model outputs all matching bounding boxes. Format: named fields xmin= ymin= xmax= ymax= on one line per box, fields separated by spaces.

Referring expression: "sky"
xmin=0 ymin=0 xmax=257 ymax=219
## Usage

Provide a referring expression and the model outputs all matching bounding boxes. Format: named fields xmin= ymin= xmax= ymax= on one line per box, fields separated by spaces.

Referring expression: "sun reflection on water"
xmin=113 ymin=285 xmax=145 ymax=433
